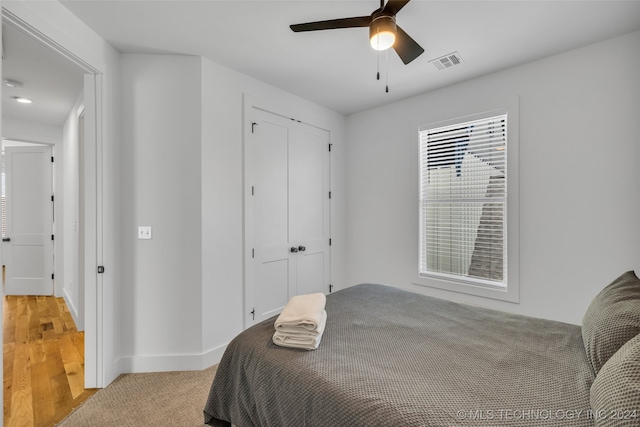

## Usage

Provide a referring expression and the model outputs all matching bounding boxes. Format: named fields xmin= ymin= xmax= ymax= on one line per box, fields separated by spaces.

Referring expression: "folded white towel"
xmin=274 ymin=293 xmax=326 ymax=332
xmin=273 ymin=310 xmax=327 ymax=350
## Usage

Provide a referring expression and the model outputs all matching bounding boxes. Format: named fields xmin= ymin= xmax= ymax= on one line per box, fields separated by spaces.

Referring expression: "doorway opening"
xmin=2 ymin=4 xmax=105 ymax=396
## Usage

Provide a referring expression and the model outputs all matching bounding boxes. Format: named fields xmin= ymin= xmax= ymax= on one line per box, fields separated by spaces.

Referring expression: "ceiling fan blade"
xmin=393 ymin=25 xmax=424 ymax=64
xmin=290 ymin=16 xmax=371 ymax=32
xmin=382 ymin=0 xmax=411 ymax=16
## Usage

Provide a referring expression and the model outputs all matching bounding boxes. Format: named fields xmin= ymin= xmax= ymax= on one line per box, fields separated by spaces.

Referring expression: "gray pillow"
xmin=582 ymin=271 xmax=640 ymax=375
xmin=590 ymin=333 xmax=640 ymax=426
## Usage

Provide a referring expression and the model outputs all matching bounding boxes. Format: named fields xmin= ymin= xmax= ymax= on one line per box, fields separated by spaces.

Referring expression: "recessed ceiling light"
xmin=4 ymin=79 xmax=24 ymax=88
xmin=12 ymin=96 xmax=33 ymax=104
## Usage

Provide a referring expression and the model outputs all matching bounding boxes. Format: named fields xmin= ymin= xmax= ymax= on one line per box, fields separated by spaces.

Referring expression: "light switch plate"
xmin=138 ymin=226 xmax=152 ymax=239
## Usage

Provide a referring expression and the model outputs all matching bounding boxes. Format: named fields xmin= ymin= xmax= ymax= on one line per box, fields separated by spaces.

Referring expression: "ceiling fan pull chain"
xmin=385 ymin=49 xmax=389 ymax=93
xmin=377 ymin=49 xmax=381 ymax=81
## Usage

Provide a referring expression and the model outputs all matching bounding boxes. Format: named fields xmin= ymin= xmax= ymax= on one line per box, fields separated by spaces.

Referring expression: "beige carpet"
xmin=56 ymin=365 xmax=217 ymax=427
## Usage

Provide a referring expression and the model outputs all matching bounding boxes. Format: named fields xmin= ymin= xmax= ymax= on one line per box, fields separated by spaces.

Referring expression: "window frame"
xmin=413 ymin=101 xmax=519 ymax=303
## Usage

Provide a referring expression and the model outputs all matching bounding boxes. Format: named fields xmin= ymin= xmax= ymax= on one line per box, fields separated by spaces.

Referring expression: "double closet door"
xmin=246 ymin=107 xmax=331 ymax=325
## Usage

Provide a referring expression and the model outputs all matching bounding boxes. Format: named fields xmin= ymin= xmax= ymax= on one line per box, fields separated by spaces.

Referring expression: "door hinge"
xmin=251 ymin=122 xmax=258 ymax=133
xmin=329 ymin=284 xmax=333 ymax=293
xmin=51 ymin=195 xmax=54 ymax=202
xmin=329 ymin=238 xmax=332 ymax=246
xmin=51 ymin=273 xmax=54 ymax=280
xmin=51 ymin=156 xmax=54 ymax=163
xmin=251 ymin=186 xmax=255 ymax=196
xmin=328 ymin=143 xmax=333 ymax=152
xmin=51 ymin=235 xmax=54 ymax=241
xmin=328 ymin=191 xmax=332 ymax=199
xmin=252 ymin=248 xmax=255 ymax=258
xmin=97 ymin=266 xmax=105 ymax=274
xmin=250 ymin=307 xmax=255 ymax=320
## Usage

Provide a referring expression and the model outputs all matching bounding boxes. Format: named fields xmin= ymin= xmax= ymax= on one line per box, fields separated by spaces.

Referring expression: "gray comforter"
xmin=204 ymin=284 xmax=595 ymax=426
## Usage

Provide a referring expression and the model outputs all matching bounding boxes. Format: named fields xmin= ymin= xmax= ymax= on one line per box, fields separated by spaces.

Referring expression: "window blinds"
xmin=419 ymin=113 xmax=507 ymax=287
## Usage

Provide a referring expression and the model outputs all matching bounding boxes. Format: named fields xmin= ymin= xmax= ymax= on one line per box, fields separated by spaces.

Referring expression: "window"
xmin=419 ymin=111 xmax=508 ymax=289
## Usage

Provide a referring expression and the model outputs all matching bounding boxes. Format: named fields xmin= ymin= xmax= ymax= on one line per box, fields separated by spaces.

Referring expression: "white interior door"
xmin=251 ymin=111 xmax=294 ymax=322
xmin=4 ymin=145 xmax=54 ymax=295
xmin=247 ymin=108 xmax=331 ymax=325
xmin=290 ymin=122 xmax=331 ymax=296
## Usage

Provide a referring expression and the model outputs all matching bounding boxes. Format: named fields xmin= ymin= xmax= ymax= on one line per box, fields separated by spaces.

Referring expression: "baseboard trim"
xmin=118 ymin=343 xmax=228 ymax=374
xmin=62 ymin=289 xmax=80 ymax=329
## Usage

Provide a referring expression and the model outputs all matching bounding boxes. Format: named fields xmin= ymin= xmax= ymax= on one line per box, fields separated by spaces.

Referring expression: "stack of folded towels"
xmin=272 ymin=293 xmax=327 ymax=351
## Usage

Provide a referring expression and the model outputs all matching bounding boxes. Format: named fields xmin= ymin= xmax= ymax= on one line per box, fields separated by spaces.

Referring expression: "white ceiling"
xmin=59 ymin=0 xmax=640 ymax=115
xmin=2 ymin=21 xmax=85 ymax=127
xmin=4 ymin=1 xmax=640 ymax=122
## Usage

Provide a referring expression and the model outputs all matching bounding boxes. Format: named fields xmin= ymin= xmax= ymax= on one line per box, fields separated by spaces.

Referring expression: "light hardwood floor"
xmin=3 ymin=295 xmax=98 ymax=427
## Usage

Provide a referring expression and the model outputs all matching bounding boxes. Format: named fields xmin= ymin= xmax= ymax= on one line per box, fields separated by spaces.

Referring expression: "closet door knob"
xmin=290 ymin=247 xmax=299 ymax=253
xmin=298 ymin=246 xmax=306 ymax=252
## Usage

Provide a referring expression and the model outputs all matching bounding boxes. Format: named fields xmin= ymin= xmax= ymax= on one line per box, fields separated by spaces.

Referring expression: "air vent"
xmin=429 ymin=52 xmax=464 ymax=71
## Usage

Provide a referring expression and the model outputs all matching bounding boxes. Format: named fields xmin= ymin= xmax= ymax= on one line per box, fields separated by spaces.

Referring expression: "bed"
xmin=204 ymin=273 xmax=640 ymax=426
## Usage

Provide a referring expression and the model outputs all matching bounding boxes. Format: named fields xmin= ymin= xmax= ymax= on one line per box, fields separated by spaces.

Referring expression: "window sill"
xmin=413 ymin=273 xmax=519 ymax=303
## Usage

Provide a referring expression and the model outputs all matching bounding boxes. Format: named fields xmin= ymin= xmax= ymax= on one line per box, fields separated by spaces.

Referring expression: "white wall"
xmin=200 ymin=58 xmax=347 ymax=365
xmin=345 ymin=31 xmax=640 ymax=325
xmin=61 ymin=90 xmax=84 ymax=328
xmin=119 ymin=54 xmax=203 ymax=372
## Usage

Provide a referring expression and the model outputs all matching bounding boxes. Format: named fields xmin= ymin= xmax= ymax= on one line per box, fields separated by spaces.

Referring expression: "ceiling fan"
xmin=290 ymin=0 xmax=425 ymax=65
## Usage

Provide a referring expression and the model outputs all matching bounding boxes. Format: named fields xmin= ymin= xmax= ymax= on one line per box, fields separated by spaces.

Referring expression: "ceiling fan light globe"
xmin=370 ymin=31 xmax=395 ymax=51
